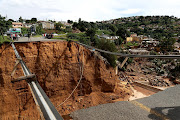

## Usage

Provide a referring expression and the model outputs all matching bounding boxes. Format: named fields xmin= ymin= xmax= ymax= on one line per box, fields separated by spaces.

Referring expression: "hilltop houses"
xmin=12 ymin=22 xmax=23 ymax=28
xmin=37 ymin=21 xmax=54 ymax=29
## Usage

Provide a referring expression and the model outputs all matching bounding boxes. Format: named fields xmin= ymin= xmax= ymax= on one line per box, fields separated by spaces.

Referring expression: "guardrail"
xmin=74 ymin=41 xmax=180 ymax=59
xmin=11 ymin=43 xmax=63 ymax=120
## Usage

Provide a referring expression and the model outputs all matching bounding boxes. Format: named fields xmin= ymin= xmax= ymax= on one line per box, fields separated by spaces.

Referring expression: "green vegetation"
xmin=0 ymin=36 xmax=11 ymax=44
xmin=96 ymin=39 xmax=117 ymax=68
xmin=158 ymin=38 xmax=176 ymax=53
xmin=123 ymin=42 xmax=139 ymax=49
xmin=55 ymin=22 xmax=73 ymax=33
xmin=104 ymin=16 xmax=180 ymax=39
xmin=21 ymin=28 xmax=29 ymax=35
xmin=55 ymin=22 xmax=64 ymax=31
xmin=33 ymin=35 xmax=42 ymax=37
xmin=96 ymin=30 xmax=111 ymax=35
xmin=0 ymin=15 xmax=12 ymax=34
xmin=19 ymin=16 xmax=23 ymax=23
xmin=36 ymin=24 xmax=45 ymax=35
xmin=66 ymin=32 xmax=117 ymax=67
xmin=0 ymin=15 xmax=12 ymax=44
xmin=25 ymin=17 xmax=37 ymax=24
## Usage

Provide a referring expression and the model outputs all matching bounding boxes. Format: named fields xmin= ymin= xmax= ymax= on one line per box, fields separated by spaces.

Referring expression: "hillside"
xmin=101 ymin=16 xmax=180 ymax=39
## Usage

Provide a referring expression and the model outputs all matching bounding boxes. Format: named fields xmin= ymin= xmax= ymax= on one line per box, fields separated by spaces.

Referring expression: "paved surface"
xmin=14 ymin=37 xmax=63 ymax=42
xmin=71 ymin=85 xmax=180 ymax=120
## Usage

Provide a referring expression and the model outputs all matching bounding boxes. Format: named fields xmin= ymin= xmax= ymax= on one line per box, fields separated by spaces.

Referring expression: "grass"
xmin=53 ymin=34 xmax=67 ymax=38
xmin=33 ymin=35 xmax=42 ymax=37
xmin=0 ymin=36 xmax=12 ymax=44
xmin=96 ymin=30 xmax=111 ymax=35
xmin=123 ymin=42 xmax=140 ymax=49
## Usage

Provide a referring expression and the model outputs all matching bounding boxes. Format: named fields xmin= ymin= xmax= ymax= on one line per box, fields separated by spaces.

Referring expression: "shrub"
xmin=96 ymin=39 xmax=117 ymax=68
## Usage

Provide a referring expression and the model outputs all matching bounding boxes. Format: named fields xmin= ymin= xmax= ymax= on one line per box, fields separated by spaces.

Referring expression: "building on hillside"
xmin=126 ymin=37 xmax=133 ymax=42
xmin=130 ymin=33 xmax=137 ymax=37
xmin=98 ymin=34 xmax=119 ymax=42
xmin=126 ymin=36 xmax=141 ymax=42
xmin=23 ymin=23 xmax=33 ymax=28
xmin=12 ymin=22 xmax=23 ymax=28
xmin=141 ymin=39 xmax=159 ymax=46
xmin=128 ymin=49 xmax=150 ymax=55
xmin=59 ymin=21 xmax=73 ymax=29
xmin=38 ymin=21 xmax=54 ymax=29
xmin=6 ymin=28 xmax=21 ymax=35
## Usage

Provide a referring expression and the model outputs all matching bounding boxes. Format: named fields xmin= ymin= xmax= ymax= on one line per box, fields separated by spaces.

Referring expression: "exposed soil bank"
xmin=0 ymin=41 xmax=131 ymax=119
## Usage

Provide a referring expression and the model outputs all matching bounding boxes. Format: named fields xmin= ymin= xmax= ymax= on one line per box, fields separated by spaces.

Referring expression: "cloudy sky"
xmin=0 ymin=0 xmax=180 ymax=22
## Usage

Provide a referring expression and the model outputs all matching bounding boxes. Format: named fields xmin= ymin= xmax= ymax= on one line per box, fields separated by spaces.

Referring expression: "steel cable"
xmin=56 ymin=44 xmax=84 ymax=108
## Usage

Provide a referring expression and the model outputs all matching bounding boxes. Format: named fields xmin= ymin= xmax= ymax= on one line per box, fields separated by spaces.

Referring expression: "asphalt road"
xmin=14 ymin=37 xmax=63 ymax=42
xmin=71 ymin=85 xmax=180 ymax=120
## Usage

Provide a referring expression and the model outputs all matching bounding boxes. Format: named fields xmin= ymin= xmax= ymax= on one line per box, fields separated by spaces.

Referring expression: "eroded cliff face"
xmin=0 ymin=41 xmax=131 ymax=119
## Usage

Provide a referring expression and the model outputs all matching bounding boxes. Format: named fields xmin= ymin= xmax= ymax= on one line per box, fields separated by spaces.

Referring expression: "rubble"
xmin=148 ymin=77 xmax=169 ymax=87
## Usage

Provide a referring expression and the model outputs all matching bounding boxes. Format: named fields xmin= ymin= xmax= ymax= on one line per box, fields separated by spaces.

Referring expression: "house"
xmin=126 ymin=36 xmax=141 ymax=42
xmin=130 ymin=33 xmax=137 ymax=37
xmin=6 ymin=28 xmax=21 ymax=35
xmin=98 ymin=34 xmax=119 ymax=42
xmin=12 ymin=22 xmax=23 ymax=28
xmin=129 ymin=49 xmax=150 ymax=55
xmin=23 ymin=23 xmax=33 ymax=28
xmin=141 ymin=38 xmax=159 ymax=49
xmin=38 ymin=21 xmax=54 ymax=29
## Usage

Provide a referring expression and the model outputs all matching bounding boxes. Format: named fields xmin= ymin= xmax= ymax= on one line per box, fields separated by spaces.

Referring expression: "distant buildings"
xmin=126 ymin=33 xmax=141 ymax=42
xmin=97 ymin=34 xmax=119 ymax=42
xmin=12 ymin=22 xmax=23 ymax=28
xmin=38 ymin=21 xmax=54 ymax=29
xmin=23 ymin=23 xmax=33 ymax=28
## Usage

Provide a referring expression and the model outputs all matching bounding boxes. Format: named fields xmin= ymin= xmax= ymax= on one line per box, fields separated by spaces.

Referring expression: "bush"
xmin=79 ymin=36 xmax=91 ymax=45
xmin=67 ymin=33 xmax=79 ymax=39
xmin=96 ymin=39 xmax=117 ymax=68
xmin=159 ymin=38 xmax=176 ymax=53
xmin=0 ymin=36 xmax=11 ymax=44
xmin=21 ymin=28 xmax=29 ymax=35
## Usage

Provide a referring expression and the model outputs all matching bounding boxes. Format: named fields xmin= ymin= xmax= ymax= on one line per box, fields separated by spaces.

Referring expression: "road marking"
xmin=130 ymin=101 xmax=170 ymax=120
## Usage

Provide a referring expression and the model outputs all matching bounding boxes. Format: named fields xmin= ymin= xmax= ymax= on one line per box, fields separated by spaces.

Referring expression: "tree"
xmin=96 ymin=39 xmax=117 ymax=68
xmin=8 ymin=19 xmax=15 ymax=22
xmin=25 ymin=20 xmax=31 ymax=23
xmin=108 ymin=24 xmax=118 ymax=35
xmin=0 ymin=15 xmax=12 ymax=43
xmin=36 ymin=24 xmax=45 ymax=35
xmin=67 ymin=20 xmax=73 ymax=24
xmin=21 ymin=28 xmax=29 ymax=35
xmin=55 ymin=22 xmax=63 ymax=31
xmin=116 ymin=27 xmax=130 ymax=39
xmin=0 ymin=15 xmax=12 ymax=35
xmin=31 ymin=18 xmax=37 ymax=23
xmin=115 ymin=36 xmax=124 ymax=46
xmin=19 ymin=16 xmax=23 ymax=23
xmin=65 ymin=26 xmax=72 ymax=33
xmin=72 ymin=22 xmax=78 ymax=29
xmin=159 ymin=38 xmax=176 ymax=53
xmin=86 ymin=29 xmax=96 ymax=38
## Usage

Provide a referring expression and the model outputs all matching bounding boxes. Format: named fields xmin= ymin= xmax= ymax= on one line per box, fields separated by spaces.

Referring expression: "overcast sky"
xmin=0 ymin=0 xmax=180 ymax=22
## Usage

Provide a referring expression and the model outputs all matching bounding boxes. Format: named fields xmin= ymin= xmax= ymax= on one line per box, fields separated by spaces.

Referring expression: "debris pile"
xmin=148 ymin=77 xmax=169 ymax=87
